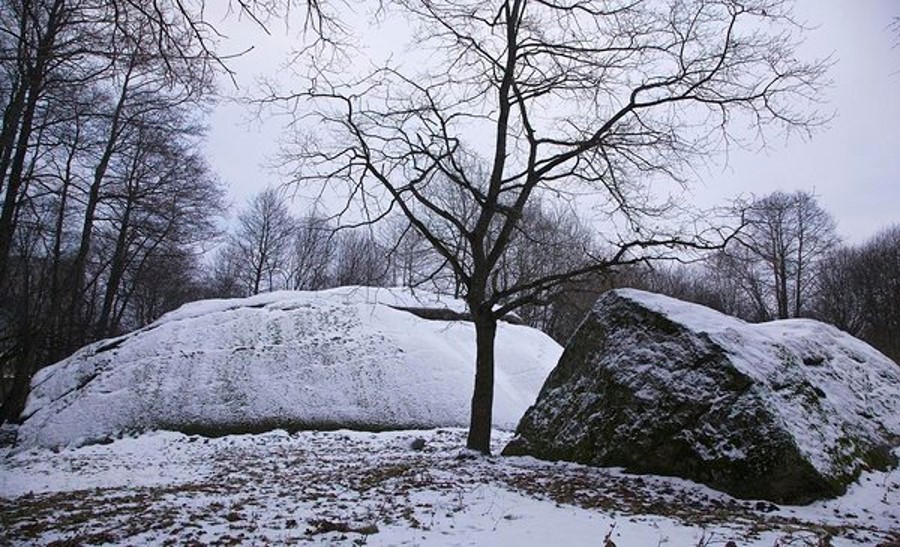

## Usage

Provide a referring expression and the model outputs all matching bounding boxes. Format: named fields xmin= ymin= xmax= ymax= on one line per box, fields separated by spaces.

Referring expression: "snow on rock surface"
xmin=503 ymin=289 xmax=900 ymax=504
xmin=17 ymin=286 xmax=561 ymax=450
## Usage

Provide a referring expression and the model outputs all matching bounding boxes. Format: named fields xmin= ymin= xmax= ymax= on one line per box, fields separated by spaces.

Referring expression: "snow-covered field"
xmin=2 ymin=428 xmax=898 ymax=546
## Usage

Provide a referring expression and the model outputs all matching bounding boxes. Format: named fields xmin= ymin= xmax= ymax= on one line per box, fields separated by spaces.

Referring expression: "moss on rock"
xmin=503 ymin=289 xmax=900 ymax=505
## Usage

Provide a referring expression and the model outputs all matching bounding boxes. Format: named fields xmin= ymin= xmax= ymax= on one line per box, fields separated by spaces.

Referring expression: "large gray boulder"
xmin=503 ymin=289 xmax=900 ymax=504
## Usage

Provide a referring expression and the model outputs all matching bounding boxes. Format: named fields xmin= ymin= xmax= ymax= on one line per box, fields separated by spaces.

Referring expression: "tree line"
xmin=520 ymin=191 xmax=900 ymax=365
xmin=0 ymin=0 xmax=350 ymax=422
xmin=641 ymin=194 xmax=900 ymax=365
xmin=209 ymin=186 xmax=598 ymax=302
xmin=213 ymin=187 xmax=900 ymax=369
xmin=0 ymin=0 xmax=225 ymax=420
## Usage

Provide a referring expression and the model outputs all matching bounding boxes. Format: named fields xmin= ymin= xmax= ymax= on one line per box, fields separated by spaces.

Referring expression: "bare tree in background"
xmin=225 ymin=187 xmax=296 ymax=295
xmin=497 ymin=200 xmax=598 ymax=334
xmin=0 ymin=0 xmax=342 ymax=421
xmin=0 ymin=0 xmax=334 ymax=293
xmin=814 ymin=246 xmax=867 ymax=336
xmin=0 ymin=0 xmax=219 ymax=290
xmin=382 ymin=216 xmax=441 ymax=288
xmin=290 ymin=213 xmax=336 ymax=290
xmin=0 ymin=0 xmax=232 ymax=421
xmin=93 ymin=128 xmax=224 ymax=338
xmin=273 ymin=0 xmax=828 ymax=452
xmin=815 ymin=225 xmax=900 ymax=362
xmin=729 ymin=191 xmax=838 ymax=320
xmin=333 ymin=229 xmax=389 ymax=287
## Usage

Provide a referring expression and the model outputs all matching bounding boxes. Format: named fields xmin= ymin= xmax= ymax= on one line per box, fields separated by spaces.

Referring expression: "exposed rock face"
xmin=17 ymin=287 xmax=561 ymax=450
xmin=503 ymin=289 xmax=900 ymax=504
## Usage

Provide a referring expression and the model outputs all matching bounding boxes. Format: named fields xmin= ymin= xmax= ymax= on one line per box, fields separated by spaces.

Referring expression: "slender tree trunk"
xmin=45 ymin=126 xmax=79 ymax=360
xmin=466 ymin=312 xmax=497 ymax=454
xmin=0 ymin=299 xmax=36 ymax=423
xmin=111 ymin=228 xmax=172 ymax=330
xmin=0 ymin=78 xmax=41 ymax=288
xmin=96 ymin=202 xmax=132 ymax=338
xmin=251 ymin=262 xmax=263 ymax=295
xmin=774 ymin=253 xmax=789 ymax=320
xmin=68 ymin=66 xmax=132 ymax=340
xmin=779 ymin=265 xmax=788 ymax=319
xmin=0 ymin=0 xmax=38 ymax=198
xmin=794 ymin=229 xmax=805 ymax=318
xmin=0 ymin=0 xmax=66 ymax=290
xmin=0 ymin=84 xmax=28 ymax=197
xmin=0 ymin=361 xmax=32 ymax=423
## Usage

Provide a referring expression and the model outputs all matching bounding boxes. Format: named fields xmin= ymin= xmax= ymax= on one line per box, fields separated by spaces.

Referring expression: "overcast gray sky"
xmin=206 ymin=0 xmax=900 ymax=244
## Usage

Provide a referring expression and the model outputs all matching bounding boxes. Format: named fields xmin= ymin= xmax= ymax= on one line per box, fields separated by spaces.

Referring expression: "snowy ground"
xmin=1 ymin=428 xmax=898 ymax=546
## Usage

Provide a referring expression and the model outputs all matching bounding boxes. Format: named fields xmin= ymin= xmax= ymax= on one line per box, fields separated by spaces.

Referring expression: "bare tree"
xmin=0 ymin=0 xmax=338 ymax=294
xmin=813 ymin=246 xmax=866 ymax=337
xmin=729 ymin=191 xmax=838 ymax=320
xmin=382 ymin=216 xmax=442 ymax=288
xmin=814 ymin=225 xmax=900 ymax=363
xmin=290 ymin=212 xmax=336 ymax=290
xmin=0 ymin=0 xmax=232 ymax=421
xmin=333 ymin=229 xmax=390 ymax=287
xmin=273 ymin=0 xmax=828 ymax=452
xmin=94 ymin=124 xmax=224 ymax=338
xmin=123 ymin=246 xmax=208 ymax=329
xmin=0 ymin=0 xmax=221 ymax=290
xmin=698 ymin=251 xmax=763 ymax=319
xmin=497 ymin=200 xmax=598 ymax=333
xmin=0 ymin=0 xmax=340 ymax=423
xmin=0 ymin=0 xmax=86 ymax=288
xmin=226 ymin=188 xmax=296 ymax=295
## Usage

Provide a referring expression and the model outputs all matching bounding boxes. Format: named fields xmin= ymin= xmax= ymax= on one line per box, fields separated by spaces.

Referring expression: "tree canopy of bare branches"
xmin=729 ymin=190 xmax=838 ymax=320
xmin=815 ymin=225 xmax=900 ymax=363
xmin=224 ymin=187 xmax=297 ymax=295
xmin=0 ymin=0 xmax=227 ymax=421
xmin=270 ymin=0 xmax=830 ymax=453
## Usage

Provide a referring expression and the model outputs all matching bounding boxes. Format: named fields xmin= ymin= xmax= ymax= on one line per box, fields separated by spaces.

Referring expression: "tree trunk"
xmin=0 ymin=84 xmax=28 ymax=197
xmin=96 ymin=202 xmax=133 ymax=338
xmin=0 ymin=0 xmax=66 ymax=289
xmin=794 ymin=228 xmax=805 ymax=318
xmin=0 ymin=321 xmax=36 ymax=423
xmin=67 ymin=67 xmax=132 ymax=341
xmin=0 ymin=76 xmax=41 ymax=288
xmin=45 ymin=126 xmax=79 ymax=360
xmin=0 ymin=363 xmax=32 ymax=423
xmin=775 ymin=254 xmax=789 ymax=320
xmin=466 ymin=314 xmax=497 ymax=454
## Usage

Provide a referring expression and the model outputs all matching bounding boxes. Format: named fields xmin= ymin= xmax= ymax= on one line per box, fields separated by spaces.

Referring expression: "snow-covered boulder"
xmin=503 ymin=289 xmax=900 ymax=504
xmin=18 ymin=287 xmax=562 ymax=450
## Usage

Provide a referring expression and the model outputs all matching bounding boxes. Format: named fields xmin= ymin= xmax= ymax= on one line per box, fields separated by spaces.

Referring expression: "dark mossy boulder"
xmin=503 ymin=289 xmax=900 ymax=504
